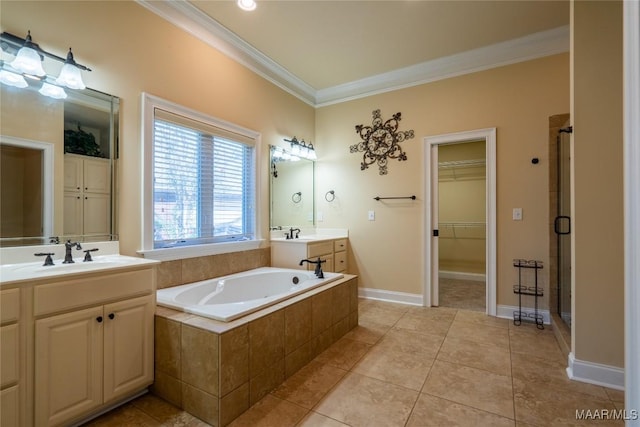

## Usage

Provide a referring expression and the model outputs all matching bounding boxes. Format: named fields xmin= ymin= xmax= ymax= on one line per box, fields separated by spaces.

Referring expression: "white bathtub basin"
xmin=157 ymin=267 xmax=343 ymax=322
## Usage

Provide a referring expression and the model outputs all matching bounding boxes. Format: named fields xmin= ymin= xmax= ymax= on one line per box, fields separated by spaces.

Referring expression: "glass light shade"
xmin=11 ymin=46 xmax=45 ymax=76
xmin=290 ymin=143 xmax=301 ymax=156
xmin=237 ymin=0 xmax=256 ymax=11
xmin=56 ymin=63 xmax=86 ymax=89
xmin=0 ymin=70 xmax=28 ymax=88
xmin=39 ymin=82 xmax=67 ymax=99
xmin=307 ymin=147 xmax=317 ymax=160
xmin=299 ymin=144 xmax=309 ymax=158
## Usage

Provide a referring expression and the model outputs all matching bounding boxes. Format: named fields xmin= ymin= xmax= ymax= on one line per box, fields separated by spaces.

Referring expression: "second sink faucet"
xmin=63 ymin=240 xmax=83 ymax=264
xmin=285 ymin=228 xmax=301 ymax=239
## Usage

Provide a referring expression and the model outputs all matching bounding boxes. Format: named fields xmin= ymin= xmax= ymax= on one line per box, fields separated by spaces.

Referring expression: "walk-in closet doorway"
xmin=424 ymin=128 xmax=497 ymax=315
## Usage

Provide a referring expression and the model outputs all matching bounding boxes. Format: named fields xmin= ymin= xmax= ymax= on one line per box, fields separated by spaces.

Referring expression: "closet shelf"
xmin=438 ymin=222 xmax=486 ymax=239
xmin=439 ymin=222 xmax=485 ymax=227
xmin=438 ymin=159 xmax=486 ymax=169
xmin=438 ymin=159 xmax=486 ymax=181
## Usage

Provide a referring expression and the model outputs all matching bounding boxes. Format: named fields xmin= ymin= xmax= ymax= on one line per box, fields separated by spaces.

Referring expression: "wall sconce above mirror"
xmin=284 ymin=136 xmax=317 ymax=161
xmin=270 ymin=145 xmax=315 ymax=231
xmin=1 ymin=31 xmax=92 ymax=98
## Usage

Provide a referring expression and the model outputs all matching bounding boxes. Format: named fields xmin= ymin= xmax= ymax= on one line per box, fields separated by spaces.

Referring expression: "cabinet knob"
xmin=85 ymin=197 xmax=88 ymax=200
xmin=77 ymin=196 xmax=81 ymax=200
xmin=96 ymin=316 xmax=103 ymax=323
xmin=108 ymin=313 xmax=115 ymax=320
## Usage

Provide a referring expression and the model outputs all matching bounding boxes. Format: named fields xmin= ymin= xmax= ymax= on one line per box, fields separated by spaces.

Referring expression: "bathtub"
xmin=156 ymin=266 xmax=344 ymax=321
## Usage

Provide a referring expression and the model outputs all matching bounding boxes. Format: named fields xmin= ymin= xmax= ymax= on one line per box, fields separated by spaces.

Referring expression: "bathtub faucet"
xmin=286 ymin=228 xmax=301 ymax=239
xmin=299 ymin=257 xmax=326 ymax=279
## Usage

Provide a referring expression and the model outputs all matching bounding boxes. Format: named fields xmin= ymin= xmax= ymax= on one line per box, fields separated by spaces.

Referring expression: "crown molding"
xmin=315 ymin=25 xmax=569 ymax=106
xmin=137 ymin=1 xmax=568 ymax=108
xmin=136 ymin=0 xmax=317 ymax=106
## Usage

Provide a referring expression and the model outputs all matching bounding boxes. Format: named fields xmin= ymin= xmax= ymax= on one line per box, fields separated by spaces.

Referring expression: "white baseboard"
xmin=496 ymin=304 xmax=551 ymax=325
xmin=439 ymin=270 xmax=486 ymax=281
xmin=358 ymin=287 xmax=423 ymax=306
xmin=567 ymin=352 xmax=625 ymax=391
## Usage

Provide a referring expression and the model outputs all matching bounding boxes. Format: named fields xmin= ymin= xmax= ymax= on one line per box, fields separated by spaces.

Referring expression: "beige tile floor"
xmin=85 ymin=299 xmax=625 ymax=427
xmin=438 ymin=278 xmax=485 ymax=312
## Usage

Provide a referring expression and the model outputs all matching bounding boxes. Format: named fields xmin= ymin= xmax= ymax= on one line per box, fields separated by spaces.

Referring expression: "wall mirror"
xmin=0 ymin=83 xmax=119 ymax=247
xmin=269 ymin=145 xmax=315 ymax=231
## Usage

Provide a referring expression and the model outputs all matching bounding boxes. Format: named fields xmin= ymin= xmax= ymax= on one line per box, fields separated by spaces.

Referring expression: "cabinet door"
xmin=64 ymin=156 xmax=83 ymax=192
xmin=1 ymin=386 xmax=19 ymax=427
xmin=83 ymin=193 xmax=111 ymax=236
xmin=35 ymin=306 xmax=104 ymax=427
xmin=103 ymin=295 xmax=153 ymax=403
xmin=64 ymin=192 xmax=83 ymax=236
xmin=334 ymin=250 xmax=347 ymax=273
xmin=83 ymin=158 xmax=110 ymax=194
xmin=0 ymin=324 xmax=19 ymax=388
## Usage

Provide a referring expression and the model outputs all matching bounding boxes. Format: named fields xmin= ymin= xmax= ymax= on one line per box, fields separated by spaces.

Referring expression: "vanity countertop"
xmin=0 ymin=254 xmax=159 ymax=287
xmin=270 ymin=235 xmax=347 ymax=244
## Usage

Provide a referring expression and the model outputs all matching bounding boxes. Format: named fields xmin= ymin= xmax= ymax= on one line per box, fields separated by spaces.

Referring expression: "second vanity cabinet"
xmin=271 ymin=237 xmax=348 ymax=273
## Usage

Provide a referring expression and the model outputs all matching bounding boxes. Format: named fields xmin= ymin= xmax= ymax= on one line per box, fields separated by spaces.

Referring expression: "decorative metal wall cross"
xmin=350 ymin=109 xmax=414 ymax=175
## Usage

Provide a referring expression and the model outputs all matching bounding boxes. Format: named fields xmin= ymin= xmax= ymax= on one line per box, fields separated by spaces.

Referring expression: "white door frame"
xmin=423 ymin=128 xmax=497 ymax=315
xmin=624 ymin=0 xmax=640 ymax=416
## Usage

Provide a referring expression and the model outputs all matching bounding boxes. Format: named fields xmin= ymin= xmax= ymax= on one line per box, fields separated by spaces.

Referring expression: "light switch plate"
xmin=368 ymin=210 xmax=375 ymax=221
xmin=513 ymin=208 xmax=523 ymax=221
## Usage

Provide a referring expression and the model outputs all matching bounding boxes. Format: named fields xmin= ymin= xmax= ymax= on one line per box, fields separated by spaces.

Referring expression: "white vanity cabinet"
xmin=63 ymin=154 xmax=111 ymax=237
xmin=1 ymin=288 xmax=23 ymax=427
xmin=32 ymin=268 xmax=154 ymax=427
xmin=271 ymin=237 xmax=348 ymax=273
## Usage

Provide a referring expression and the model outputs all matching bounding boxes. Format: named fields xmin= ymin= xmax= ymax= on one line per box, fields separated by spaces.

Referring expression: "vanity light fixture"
xmin=56 ymin=48 xmax=86 ymax=89
xmin=284 ymin=137 xmax=317 ymax=161
xmin=237 ymin=0 xmax=257 ymax=11
xmin=39 ymin=82 xmax=67 ymax=99
xmin=10 ymin=31 xmax=45 ymax=76
xmin=0 ymin=69 xmax=28 ymax=88
xmin=0 ymin=30 xmax=91 ymax=97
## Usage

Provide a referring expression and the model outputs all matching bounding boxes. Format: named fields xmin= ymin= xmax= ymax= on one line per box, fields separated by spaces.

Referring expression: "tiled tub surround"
xmin=155 ymin=248 xmax=271 ymax=290
xmin=153 ymin=275 xmax=358 ymax=426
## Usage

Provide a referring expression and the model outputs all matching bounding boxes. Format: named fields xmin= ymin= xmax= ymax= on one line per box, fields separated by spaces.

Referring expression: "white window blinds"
xmin=152 ymin=108 xmax=255 ymax=249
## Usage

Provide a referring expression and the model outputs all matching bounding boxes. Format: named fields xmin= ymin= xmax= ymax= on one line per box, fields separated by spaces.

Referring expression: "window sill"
xmin=138 ymin=239 xmax=265 ymax=262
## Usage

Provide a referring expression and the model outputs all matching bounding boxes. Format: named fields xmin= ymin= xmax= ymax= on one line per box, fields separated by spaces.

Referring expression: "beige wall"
xmin=571 ymin=0 xmax=624 ymax=368
xmin=315 ymin=54 xmax=569 ymax=311
xmin=1 ymin=1 xmax=316 ymax=255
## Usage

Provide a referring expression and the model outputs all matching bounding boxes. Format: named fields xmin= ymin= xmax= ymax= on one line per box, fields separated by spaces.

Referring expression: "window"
xmin=141 ymin=94 xmax=261 ymax=259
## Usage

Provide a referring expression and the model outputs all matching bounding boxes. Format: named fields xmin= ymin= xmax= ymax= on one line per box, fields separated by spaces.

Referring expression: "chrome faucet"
xmin=63 ymin=240 xmax=82 ymax=264
xmin=299 ymin=257 xmax=326 ymax=278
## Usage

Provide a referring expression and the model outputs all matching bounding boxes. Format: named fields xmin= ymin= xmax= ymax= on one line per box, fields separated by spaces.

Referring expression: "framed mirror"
xmin=0 ymin=83 xmax=119 ymax=247
xmin=269 ymin=145 xmax=314 ymax=230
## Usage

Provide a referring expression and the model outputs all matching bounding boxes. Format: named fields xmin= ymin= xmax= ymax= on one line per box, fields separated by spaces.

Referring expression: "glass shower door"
xmin=556 ymin=129 xmax=572 ymax=328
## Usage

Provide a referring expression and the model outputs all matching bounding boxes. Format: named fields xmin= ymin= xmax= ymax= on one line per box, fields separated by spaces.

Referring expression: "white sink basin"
xmin=11 ymin=257 xmax=131 ymax=274
xmin=1 ymin=255 xmax=159 ymax=285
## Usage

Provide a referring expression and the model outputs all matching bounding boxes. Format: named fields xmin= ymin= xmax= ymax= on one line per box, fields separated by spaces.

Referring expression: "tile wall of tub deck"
xmin=152 ymin=276 xmax=359 ymax=426
xmin=156 ymin=248 xmax=271 ymax=289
